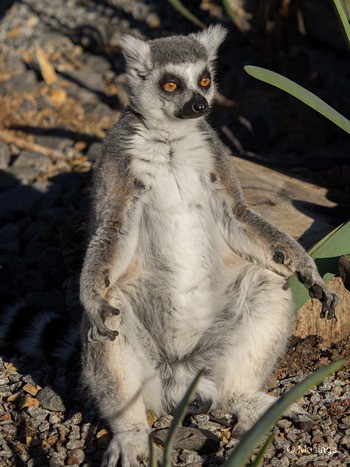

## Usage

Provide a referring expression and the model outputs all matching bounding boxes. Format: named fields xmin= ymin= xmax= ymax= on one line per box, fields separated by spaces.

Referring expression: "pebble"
xmin=4 ymin=71 xmax=37 ymax=93
xmin=13 ymin=150 xmax=50 ymax=170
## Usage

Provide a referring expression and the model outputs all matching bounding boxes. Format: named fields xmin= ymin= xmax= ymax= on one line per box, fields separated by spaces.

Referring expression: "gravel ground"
xmin=0 ymin=0 xmax=349 ymax=466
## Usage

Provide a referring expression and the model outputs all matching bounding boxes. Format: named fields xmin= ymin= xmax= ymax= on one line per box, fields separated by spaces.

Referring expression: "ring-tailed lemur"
xmin=78 ymin=25 xmax=338 ymax=466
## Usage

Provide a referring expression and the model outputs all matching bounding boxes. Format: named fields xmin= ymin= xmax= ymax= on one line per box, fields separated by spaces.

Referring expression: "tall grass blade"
xmin=149 ymin=434 xmax=157 ymax=467
xmin=223 ymin=359 xmax=345 ymax=467
xmin=222 ymin=0 xmax=239 ymax=23
xmin=164 ymin=370 xmax=203 ymax=467
xmin=333 ymin=0 xmax=350 ymax=48
xmin=166 ymin=0 xmax=205 ymax=29
xmin=244 ymin=66 xmax=350 ymax=134
xmin=250 ymin=432 xmax=275 ymax=467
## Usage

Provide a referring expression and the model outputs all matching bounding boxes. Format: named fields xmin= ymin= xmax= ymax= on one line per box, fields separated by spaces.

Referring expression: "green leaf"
xmin=333 ymin=0 xmax=350 ymax=48
xmin=244 ymin=66 xmax=350 ymax=134
xmin=223 ymin=359 xmax=345 ymax=467
xmin=163 ymin=370 xmax=203 ymax=467
xmin=288 ymin=221 xmax=350 ymax=312
xmin=250 ymin=432 xmax=274 ymax=467
xmin=166 ymin=0 xmax=205 ymax=29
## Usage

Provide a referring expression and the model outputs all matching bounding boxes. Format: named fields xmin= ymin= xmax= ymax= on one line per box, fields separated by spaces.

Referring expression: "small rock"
xmin=153 ymin=426 xmax=220 ymax=454
xmin=38 ymin=421 xmax=50 ymax=433
xmin=27 ymin=407 xmax=48 ymax=422
xmin=312 ymin=433 xmax=324 ymax=443
xmin=177 ymin=449 xmax=202 ymax=464
xmin=13 ymin=150 xmax=50 ymax=170
xmin=49 ymin=452 xmax=66 ymax=467
xmin=18 ymin=394 xmax=40 ymax=410
xmin=5 ymin=71 xmax=37 ymax=93
xmin=23 ymin=383 xmax=40 ymax=396
xmin=86 ymin=142 xmax=102 ymax=163
xmin=153 ymin=415 xmax=174 ymax=429
xmin=67 ymin=448 xmax=85 ymax=465
xmin=277 ymin=418 xmax=293 ymax=430
xmin=340 ymin=435 xmax=350 ymax=448
xmin=37 ymin=387 xmax=65 ymax=412
xmin=0 ymin=142 xmax=10 ymax=169
xmin=66 ymin=439 xmax=85 ymax=450
xmin=35 ymin=130 xmax=74 ymax=150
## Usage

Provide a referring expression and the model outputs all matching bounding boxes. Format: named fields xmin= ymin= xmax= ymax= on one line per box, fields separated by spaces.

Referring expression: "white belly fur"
xmin=131 ymin=125 xmax=225 ymax=353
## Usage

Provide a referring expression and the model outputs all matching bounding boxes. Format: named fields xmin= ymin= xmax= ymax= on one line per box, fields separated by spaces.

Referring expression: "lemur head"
xmin=121 ymin=25 xmax=227 ymax=123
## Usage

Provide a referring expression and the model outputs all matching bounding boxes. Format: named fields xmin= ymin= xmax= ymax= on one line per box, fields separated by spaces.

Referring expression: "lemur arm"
xmin=210 ymin=134 xmax=338 ymax=319
xmin=80 ymin=157 xmax=144 ymax=342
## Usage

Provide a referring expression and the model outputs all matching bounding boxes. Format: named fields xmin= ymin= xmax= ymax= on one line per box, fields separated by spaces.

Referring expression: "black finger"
xmin=320 ymin=301 xmax=328 ymax=319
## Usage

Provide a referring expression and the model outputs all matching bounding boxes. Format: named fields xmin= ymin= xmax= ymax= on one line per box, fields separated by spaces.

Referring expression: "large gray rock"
xmin=153 ymin=426 xmax=220 ymax=454
xmin=37 ymin=387 xmax=65 ymax=412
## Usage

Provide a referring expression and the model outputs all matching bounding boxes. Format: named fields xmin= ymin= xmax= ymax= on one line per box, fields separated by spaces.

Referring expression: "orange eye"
xmin=200 ymin=76 xmax=211 ymax=87
xmin=163 ymin=81 xmax=178 ymax=92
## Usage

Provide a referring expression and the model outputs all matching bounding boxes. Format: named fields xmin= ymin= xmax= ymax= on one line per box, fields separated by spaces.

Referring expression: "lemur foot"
xmin=87 ymin=302 xmax=120 ymax=342
xmin=297 ymin=271 xmax=339 ymax=320
xmin=102 ymin=430 xmax=151 ymax=467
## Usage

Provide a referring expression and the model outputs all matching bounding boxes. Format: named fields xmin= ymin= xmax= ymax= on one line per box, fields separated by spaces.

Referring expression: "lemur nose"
xmin=192 ymin=99 xmax=208 ymax=113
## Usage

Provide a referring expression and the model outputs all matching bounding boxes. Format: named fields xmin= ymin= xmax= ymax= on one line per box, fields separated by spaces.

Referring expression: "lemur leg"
xmin=215 ymin=264 xmax=308 ymax=435
xmin=81 ymin=307 xmax=161 ymax=467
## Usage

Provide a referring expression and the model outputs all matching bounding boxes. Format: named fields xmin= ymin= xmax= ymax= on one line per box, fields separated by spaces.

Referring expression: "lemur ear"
xmin=120 ymin=35 xmax=152 ymax=75
xmin=190 ymin=24 xmax=227 ymax=62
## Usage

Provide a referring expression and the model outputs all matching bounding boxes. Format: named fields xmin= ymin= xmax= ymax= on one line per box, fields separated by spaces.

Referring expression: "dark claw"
xmin=88 ymin=326 xmax=119 ymax=343
xmin=273 ymin=251 xmax=285 ymax=264
xmin=88 ymin=312 xmax=119 ymax=342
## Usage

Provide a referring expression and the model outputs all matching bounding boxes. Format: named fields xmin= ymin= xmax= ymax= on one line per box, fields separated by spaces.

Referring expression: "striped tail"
xmin=0 ymin=297 xmax=81 ymax=364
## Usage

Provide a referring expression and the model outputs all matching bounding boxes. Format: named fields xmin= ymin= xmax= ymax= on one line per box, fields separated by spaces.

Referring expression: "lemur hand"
xmin=81 ymin=269 xmax=120 ymax=342
xmin=273 ymin=249 xmax=338 ymax=319
xmin=297 ymin=269 xmax=339 ymax=320
xmin=87 ymin=299 xmax=120 ymax=342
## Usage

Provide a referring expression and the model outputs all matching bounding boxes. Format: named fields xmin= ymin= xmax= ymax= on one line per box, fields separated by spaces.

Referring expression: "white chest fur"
xmin=130 ymin=124 xmax=223 ymax=348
